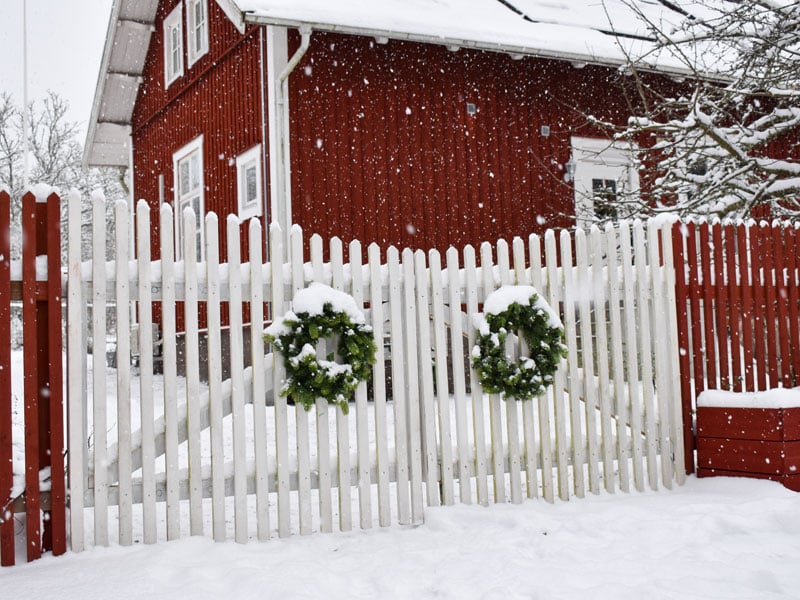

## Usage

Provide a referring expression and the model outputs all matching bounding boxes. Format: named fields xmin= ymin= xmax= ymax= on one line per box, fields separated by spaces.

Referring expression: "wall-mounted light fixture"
xmin=564 ymin=156 xmax=577 ymax=182
xmin=466 ymin=102 xmax=477 ymax=116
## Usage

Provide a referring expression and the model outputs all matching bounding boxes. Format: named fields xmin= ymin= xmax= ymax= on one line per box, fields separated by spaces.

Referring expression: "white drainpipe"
xmin=267 ymin=25 xmax=311 ymax=255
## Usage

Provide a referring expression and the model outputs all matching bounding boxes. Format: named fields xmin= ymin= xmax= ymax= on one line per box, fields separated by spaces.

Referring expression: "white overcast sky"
xmin=0 ymin=0 xmax=114 ymax=140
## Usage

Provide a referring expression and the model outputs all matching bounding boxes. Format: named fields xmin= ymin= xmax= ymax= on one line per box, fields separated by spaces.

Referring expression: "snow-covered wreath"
xmin=265 ymin=283 xmax=377 ymax=413
xmin=471 ymin=285 xmax=567 ymax=401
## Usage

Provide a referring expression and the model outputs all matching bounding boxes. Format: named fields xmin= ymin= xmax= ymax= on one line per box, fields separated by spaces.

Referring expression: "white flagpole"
xmin=22 ymin=0 xmax=30 ymax=191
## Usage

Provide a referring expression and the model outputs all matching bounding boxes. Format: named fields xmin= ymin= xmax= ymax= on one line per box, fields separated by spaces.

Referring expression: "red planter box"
xmin=696 ymin=406 xmax=800 ymax=492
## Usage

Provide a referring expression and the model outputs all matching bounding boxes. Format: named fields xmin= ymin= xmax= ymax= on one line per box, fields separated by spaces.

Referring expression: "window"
xmin=173 ymin=136 xmax=205 ymax=260
xmin=570 ymin=136 xmax=640 ymax=227
xmin=164 ymin=4 xmax=184 ymax=87
xmin=186 ymin=0 xmax=209 ymax=67
xmin=236 ymin=145 xmax=263 ymax=220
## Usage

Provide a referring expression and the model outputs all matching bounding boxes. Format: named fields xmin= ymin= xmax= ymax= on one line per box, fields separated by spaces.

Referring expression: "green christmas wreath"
xmin=471 ymin=285 xmax=567 ymax=401
xmin=265 ymin=283 xmax=377 ymax=413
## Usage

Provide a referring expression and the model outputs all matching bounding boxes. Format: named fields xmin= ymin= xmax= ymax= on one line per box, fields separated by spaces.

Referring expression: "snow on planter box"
xmin=696 ymin=389 xmax=800 ymax=492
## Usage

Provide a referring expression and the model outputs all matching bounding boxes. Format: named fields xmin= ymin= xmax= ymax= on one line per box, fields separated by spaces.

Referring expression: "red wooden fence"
xmin=0 ymin=190 xmax=66 ymax=567
xmin=672 ymin=219 xmax=800 ymax=474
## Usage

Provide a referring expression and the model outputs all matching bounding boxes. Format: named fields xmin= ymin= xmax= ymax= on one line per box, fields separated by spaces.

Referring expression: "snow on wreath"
xmin=264 ymin=283 xmax=377 ymax=413
xmin=472 ymin=285 xmax=567 ymax=401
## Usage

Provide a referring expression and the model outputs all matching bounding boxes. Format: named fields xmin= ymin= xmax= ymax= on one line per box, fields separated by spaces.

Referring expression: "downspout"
xmin=276 ymin=26 xmax=312 ymax=250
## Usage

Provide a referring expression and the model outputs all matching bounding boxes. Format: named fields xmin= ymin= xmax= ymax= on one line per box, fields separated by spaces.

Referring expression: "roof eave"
xmin=242 ymin=12 xmax=708 ymax=80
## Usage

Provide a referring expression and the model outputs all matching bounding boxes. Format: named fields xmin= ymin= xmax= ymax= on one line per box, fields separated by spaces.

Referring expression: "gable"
xmin=84 ymin=0 xmax=244 ymax=167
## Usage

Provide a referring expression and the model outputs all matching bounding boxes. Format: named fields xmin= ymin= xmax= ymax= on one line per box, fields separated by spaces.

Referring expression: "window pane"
xmin=180 ymin=161 xmax=190 ymax=196
xmin=195 ymin=2 xmax=205 ymax=50
xmin=187 ymin=154 xmax=200 ymax=191
xmin=172 ymin=27 xmax=181 ymax=73
xmin=245 ymin=165 xmax=257 ymax=204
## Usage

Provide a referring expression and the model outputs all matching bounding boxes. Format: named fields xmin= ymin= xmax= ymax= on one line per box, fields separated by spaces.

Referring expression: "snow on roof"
xmin=86 ymin=0 xmax=705 ymax=168
xmin=238 ymin=0 xmax=693 ymax=71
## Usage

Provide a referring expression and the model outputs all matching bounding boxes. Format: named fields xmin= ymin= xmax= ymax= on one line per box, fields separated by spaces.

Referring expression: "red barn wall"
xmin=287 ymin=32 xmax=653 ymax=258
xmin=131 ymin=0 xmax=265 ymax=264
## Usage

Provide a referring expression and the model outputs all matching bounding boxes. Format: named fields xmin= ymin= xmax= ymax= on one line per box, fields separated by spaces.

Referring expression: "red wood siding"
xmin=132 ymin=0 xmax=266 ymax=264
xmin=287 ymin=32 xmax=661 ymax=258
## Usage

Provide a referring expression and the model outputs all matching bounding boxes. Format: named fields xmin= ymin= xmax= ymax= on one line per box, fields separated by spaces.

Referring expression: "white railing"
xmin=66 ymin=196 xmax=685 ymax=550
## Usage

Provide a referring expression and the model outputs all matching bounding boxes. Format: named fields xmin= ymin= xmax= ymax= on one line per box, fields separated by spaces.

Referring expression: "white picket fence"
xmin=66 ymin=196 xmax=685 ymax=550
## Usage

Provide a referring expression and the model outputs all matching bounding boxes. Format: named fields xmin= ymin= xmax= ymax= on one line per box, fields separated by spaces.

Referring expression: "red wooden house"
xmin=84 ymin=0 xmax=696 ymax=260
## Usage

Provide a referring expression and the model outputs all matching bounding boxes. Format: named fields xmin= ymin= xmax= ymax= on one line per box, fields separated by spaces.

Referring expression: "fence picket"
xmin=575 ymin=229 xmax=600 ymax=494
xmin=115 ymin=201 xmax=133 ymax=545
xmin=66 ymin=190 xmax=86 ymax=554
xmin=401 ymin=249 xmax=424 ymax=522
xmin=92 ymin=193 xmax=109 ymax=546
xmin=159 ymin=205 xmax=180 ymax=541
xmin=544 ymin=231 xmax=569 ymax=500
xmin=787 ymin=226 xmax=800 ymax=385
xmin=330 ymin=238 xmax=352 ymax=532
xmin=497 ymin=239 xmax=523 ymax=505
xmin=350 ymin=239 xmax=372 ymax=528
xmin=480 ymin=242 xmax=505 ymax=504
xmin=560 ymin=229 xmax=585 ymax=498
xmin=446 ymin=247 xmax=472 ymax=505
xmin=249 ymin=219 xmax=270 ymax=541
xmin=271 ymin=223 xmax=291 ymax=537
xmin=633 ymin=221 xmax=658 ymax=490
xmin=661 ymin=221 xmax=686 ymax=486
xmin=529 ymin=234 xmax=553 ymax=502
xmin=619 ymin=221 xmax=644 ymax=492
xmin=367 ymin=243 xmax=391 ymax=525
xmin=310 ymin=235 xmax=333 ymax=533
xmin=414 ymin=250 xmax=440 ymax=508
xmin=0 ymin=191 xmax=12 ymax=565
xmin=429 ymin=249 xmax=454 ymax=505
xmin=513 ymin=237 xmax=538 ymax=500
xmin=464 ymin=245 xmax=489 ymax=505
xmin=387 ymin=246 xmax=410 ymax=523
xmin=21 ymin=193 xmax=41 ymax=560
xmin=724 ymin=223 xmax=743 ymax=392
xmin=605 ymin=223 xmax=631 ymax=492
xmin=649 ymin=220 xmax=673 ymax=488
xmin=205 ymin=214 xmax=226 ymax=542
xmin=136 ymin=201 xmax=157 ymax=544
xmin=184 ymin=209 xmax=204 ymax=536
xmin=712 ymin=223 xmax=731 ymax=390
xmin=590 ymin=227 xmax=615 ymax=493
xmin=226 ymin=215 xmax=248 ymax=543
xmin=290 ymin=227 xmax=312 ymax=536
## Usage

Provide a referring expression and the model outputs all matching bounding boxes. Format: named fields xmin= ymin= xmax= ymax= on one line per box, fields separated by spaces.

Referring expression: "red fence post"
xmin=22 ymin=192 xmax=42 ymax=562
xmin=45 ymin=193 xmax=66 ymax=556
xmin=0 ymin=191 xmax=13 ymax=566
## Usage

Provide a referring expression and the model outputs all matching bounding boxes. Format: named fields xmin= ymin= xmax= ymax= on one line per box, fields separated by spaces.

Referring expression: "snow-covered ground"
xmin=3 ymin=476 xmax=799 ymax=599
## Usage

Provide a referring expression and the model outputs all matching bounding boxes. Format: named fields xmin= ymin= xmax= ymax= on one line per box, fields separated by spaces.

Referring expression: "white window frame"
xmin=164 ymin=3 xmax=184 ymax=88
xmin=186 ymin=0 xmax=209 ymax=67
xmin=570 ymin=136 xmax=640 ymax=228
xmin=173 ymin=136 xmax=205 ymax=260
xmin=236 ymin=145 xmax=263 ymax=220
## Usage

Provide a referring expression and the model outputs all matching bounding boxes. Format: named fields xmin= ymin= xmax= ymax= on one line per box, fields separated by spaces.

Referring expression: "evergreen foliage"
xmin=266 ymin=302 xmax=377 ymax=413
xmin=472 ymin=293 xmax=567 ymax=401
